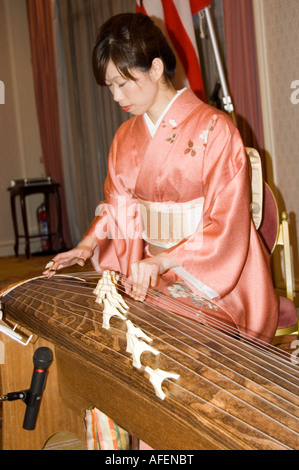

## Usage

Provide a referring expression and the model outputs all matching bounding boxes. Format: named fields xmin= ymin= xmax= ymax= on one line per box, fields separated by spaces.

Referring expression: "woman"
xmin=44 ymin=13 xmax=278 ymax=343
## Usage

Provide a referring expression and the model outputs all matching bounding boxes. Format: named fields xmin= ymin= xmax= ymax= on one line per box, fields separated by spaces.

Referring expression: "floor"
xmin=0 ymin=253 xmax=88 ymax=290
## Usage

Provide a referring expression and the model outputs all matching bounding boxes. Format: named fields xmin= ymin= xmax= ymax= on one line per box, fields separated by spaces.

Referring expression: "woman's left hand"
xmin=126 ymin=253 xmax=178 ymax=301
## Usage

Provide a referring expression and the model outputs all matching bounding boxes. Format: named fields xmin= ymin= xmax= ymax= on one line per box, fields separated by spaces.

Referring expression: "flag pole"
xmin=203 ymin=6 xmax=237 ymax=124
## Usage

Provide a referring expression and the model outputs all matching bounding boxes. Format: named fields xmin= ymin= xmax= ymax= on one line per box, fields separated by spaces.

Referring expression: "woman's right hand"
xmin=43 ymin=237 xmax=96 ymax=277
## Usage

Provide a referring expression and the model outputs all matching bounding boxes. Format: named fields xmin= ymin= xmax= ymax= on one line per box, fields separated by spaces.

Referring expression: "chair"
xmin=246 ymin=148 xmax=298 ymax=337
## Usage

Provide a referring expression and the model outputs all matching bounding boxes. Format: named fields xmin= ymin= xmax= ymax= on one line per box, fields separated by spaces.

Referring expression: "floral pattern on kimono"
xmin=86 ymin=89 xmax=278 ymax=343
xmin=168 ymin=282 xmax=219 ymax=311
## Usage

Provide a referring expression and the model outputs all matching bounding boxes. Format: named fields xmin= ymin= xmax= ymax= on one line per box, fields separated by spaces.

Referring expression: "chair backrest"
xmin=258 ymin=183 xmax=294 ymax=301
xmin=258 ymin=182 xmax=279 ymax=254
xmin=276 ymin=209 xmax=294 ymax=301
xmin=245 ymin=147 xmax=263 ymax=230
xmin=245 ymin=148 xmax=294 ymax=302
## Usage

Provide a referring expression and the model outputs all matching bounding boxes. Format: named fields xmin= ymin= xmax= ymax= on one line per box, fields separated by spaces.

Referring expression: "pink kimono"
xmin=86 ymin=89 xmax=278 ymax=343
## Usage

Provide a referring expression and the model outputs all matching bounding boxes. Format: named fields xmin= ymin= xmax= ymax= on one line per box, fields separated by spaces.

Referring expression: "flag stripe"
xmin=136 ymin=1 xmax=146 ymax=15
xmin=136 ymin=0 xmax=207 ymax=101
xmin=136 ymin=0 xmax=164 ymax=21
xmin=161 ymin=0 xmax=206 ymax=100
xmin=172 ymin=0 xmax=200 ymax=53
xmin=190 ymin=0 xmax=211 ymax=16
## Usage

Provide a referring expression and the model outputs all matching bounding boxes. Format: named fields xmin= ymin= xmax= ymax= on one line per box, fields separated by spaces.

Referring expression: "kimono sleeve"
xmin=84 ymin=130 xmax=144 ymax=274
xmin=166 ymin=116 xmax=252 ymax=299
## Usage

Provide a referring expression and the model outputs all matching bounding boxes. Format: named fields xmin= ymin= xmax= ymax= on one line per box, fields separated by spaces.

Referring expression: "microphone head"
xmin=33 ymin=347 xmax=53 ymax=370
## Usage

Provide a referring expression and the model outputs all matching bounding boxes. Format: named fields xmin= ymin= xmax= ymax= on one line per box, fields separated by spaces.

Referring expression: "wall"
xmin=0 ymin=0 xmax=44 ymax=257
xmin=253 ymin=0 xmax=299 ymax=304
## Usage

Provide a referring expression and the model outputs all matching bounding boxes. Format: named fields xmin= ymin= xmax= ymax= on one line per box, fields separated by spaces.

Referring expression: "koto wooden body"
xmin=1 ymin=274 xmax=298 ymax=450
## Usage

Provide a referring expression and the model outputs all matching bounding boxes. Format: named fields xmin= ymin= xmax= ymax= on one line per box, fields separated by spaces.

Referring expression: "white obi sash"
xmin=138 ymin=197 xmax=204 ymax=249
xmin=138 ymin=197 xmax=219 ymax=300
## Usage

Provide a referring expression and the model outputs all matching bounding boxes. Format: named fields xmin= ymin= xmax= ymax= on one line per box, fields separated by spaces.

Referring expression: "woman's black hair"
xmin=92 ymin=13 xmax=176 ymax=86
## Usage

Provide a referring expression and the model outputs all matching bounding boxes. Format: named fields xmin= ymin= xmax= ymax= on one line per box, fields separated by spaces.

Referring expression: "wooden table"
xmin=7 ymin=179 xmax=66 ymax=258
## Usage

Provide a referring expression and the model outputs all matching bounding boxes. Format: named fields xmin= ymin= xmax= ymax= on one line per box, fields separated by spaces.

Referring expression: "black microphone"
xmin=23 ymin=347 xmax=53 ymax=430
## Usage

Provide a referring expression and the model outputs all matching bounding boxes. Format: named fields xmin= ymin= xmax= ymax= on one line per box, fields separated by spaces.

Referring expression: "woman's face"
xmin=105 ymin=60 xmax=160 ymax=118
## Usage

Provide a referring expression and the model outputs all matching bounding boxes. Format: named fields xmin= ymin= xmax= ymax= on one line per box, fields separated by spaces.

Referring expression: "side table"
xmin=7 ymin=178 xmax=66 ymax=258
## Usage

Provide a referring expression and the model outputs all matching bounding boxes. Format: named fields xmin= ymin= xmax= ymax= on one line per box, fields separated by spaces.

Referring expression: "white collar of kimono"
xmin=144 ymin=88 xmax=187 ymax=137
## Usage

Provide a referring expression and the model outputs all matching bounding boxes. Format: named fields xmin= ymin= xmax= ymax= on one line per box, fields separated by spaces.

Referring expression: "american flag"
xmin=136 ymin=0 xmax=211 ymax=101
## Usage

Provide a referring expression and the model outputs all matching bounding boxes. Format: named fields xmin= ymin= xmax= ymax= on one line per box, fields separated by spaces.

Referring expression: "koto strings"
xmin=1 ymin=271 xmax=298 ymax=449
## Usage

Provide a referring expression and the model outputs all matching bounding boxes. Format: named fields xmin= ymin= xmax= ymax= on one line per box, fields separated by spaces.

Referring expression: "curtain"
xmin=26 ymin=0 xmax=72 ymax=249
xmin=53 ymin=0 xmax=135 ymax=245
xmin=222 ymin=0 xmax=265 ymax=164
